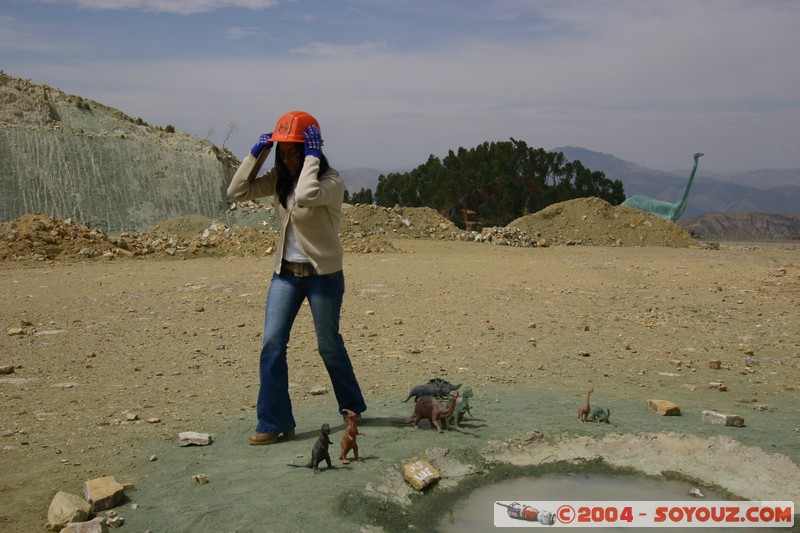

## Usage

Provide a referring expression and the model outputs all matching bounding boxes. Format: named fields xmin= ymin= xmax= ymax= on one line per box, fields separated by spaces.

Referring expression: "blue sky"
xmin=2 ymin=0 xmax=799 ymax=174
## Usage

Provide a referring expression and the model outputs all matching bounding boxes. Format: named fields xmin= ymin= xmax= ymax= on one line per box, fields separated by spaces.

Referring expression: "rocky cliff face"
xmin=0 ymin=72 xmax=239 ymax=233
xmin=680 ymin=212 xmax=800 ymax=242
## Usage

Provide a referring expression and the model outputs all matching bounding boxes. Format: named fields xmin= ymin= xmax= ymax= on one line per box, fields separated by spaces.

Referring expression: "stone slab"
xmin=83 ymin=476 xmax=124 ymax=511
xmin=701 ymin=410 xmax=744 ymax=427
xmin=178 ymin=431 xmax=213 ymax=446
xmin=403 ymin=459 xmax=440 ymax=491
xmin=646 ymin=399 xmax=681 ymax=416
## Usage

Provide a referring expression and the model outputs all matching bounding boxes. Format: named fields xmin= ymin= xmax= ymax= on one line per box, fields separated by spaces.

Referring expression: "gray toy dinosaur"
xmin=403 ymin=379 xmax=461 ymax=402
xmin=589 ymin=406 xmax=611 ymax=424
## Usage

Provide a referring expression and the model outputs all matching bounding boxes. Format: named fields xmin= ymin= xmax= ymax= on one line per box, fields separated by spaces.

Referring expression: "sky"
xmin=2 ymin=0 xmax=800 ymax=174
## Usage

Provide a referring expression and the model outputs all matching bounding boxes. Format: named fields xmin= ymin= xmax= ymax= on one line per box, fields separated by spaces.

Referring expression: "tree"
xmin=347 ymin=188 xmax=374 ymax=205
xmin=222 ymin=121 xmax=238 ymax=149
xmin=373 ymin=139 xmax=625 ymax=229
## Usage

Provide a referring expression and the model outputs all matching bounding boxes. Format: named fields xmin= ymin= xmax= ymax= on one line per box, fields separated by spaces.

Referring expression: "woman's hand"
xmin=250 ymin=132 xmax=273 ymax=158
xmin=302 ymin=125 xmax=323 ymax=158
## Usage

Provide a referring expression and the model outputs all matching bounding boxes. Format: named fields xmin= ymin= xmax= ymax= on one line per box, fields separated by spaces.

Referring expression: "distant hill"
xmin=341 ymin=167 xmax=381 ymax=195
xmin=555 ymin=146 xmax=800 ymax=218
xmin=680 ymin=212 xmax=800 ymax=242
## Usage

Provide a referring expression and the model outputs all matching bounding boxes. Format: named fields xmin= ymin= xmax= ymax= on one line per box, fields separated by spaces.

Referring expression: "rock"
xmin=178 ymin=431 xmax=213 ymax=446
xmin=708 ymin=381 xmax=727 ymax=391
xmin=646 ymin=399 xmax=681 ymax=416
xmin=708 ymin=360 xmax=722 ymax=370
xmin=309 ymin=386 xmax=328 ymax=396
xmin=689 ymin=487 xmax=705 ymax=498
xmin=47 ymin=491 xmax=92 ymax=532
xmin=106 ymin=512 xmax=124 ymax=528
xmin=6 ymin=327 xmax=24 ymax=336
xmin=83 ymin=476 xmax=125 ymax=511
xmin=192 ymin=473 xmax=208 ymax=485
xmin=402 ymin=459 xmax=440 ymax=491
xmin=62 ymin=519 xmax=109 ymax=533
xmin=0 ymin=364 xmax=14 ymax=374
xmin=701 ymin=410 xmax=744 ymax=427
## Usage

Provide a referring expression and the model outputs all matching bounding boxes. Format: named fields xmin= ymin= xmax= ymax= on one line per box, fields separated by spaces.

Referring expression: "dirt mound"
xmin=508 ymin=197 xmax=698 ymax=247
xmin=0 ymin=213 xmax=278 ymax=261
xmin=342 ymin=204 xmax=460 ymax=240
xmin=0 ymin=198 xmax=699 ymax=261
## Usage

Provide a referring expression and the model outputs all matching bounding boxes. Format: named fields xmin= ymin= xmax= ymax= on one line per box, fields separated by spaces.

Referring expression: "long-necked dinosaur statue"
xmin=621 ymin=152 xmax=704 ymax=221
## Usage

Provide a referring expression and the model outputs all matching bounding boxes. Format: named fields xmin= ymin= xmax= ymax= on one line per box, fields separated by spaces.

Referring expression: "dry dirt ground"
xmin=2 ymin=200 xmax=800 ymax=532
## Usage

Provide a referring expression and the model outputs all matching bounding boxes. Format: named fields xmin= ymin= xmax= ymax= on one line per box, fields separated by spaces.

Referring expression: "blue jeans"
xmin=256 ymin=269 xmax=366 ymax=434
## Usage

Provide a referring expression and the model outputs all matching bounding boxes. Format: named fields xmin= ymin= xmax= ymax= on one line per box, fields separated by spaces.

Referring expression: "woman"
xmin=227 ymin=110 xmax=367 ymax=445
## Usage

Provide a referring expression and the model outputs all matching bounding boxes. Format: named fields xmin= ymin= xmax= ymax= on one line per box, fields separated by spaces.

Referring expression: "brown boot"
xmin=248 ymin=428 xmax=295 ymax=445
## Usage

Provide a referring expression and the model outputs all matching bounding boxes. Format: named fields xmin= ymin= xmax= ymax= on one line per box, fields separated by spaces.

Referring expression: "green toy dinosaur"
xmin=448 ymin=387 xmax=473 ymax=427
xmin=621 ymin=152 xmax=704 ymax=222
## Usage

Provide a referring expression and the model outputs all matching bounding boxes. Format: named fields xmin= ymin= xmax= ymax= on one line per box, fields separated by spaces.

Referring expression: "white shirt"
xmin=283 ymin=190 xmax=311 ymax=263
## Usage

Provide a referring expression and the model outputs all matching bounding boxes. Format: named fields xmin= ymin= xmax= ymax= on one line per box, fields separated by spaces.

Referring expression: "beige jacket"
xmin=226 ymin=150 xmax=345 ymax=275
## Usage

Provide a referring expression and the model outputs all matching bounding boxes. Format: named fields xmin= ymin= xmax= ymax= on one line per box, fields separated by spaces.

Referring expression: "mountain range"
xmin=554 ymin=146 xmax=800 ymax=219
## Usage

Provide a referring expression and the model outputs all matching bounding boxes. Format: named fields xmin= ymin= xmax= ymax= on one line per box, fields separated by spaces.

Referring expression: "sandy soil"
xmin=2 ymin=235 xmax=800 ymax=532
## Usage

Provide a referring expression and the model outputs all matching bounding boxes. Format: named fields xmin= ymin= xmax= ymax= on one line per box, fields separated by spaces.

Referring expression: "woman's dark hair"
xmin=275 ymin=144 xmax=331 ymax=208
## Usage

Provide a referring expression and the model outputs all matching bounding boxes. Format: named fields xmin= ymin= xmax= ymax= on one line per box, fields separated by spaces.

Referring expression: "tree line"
xmin=345 ymin=139 xmax=625 ymax=230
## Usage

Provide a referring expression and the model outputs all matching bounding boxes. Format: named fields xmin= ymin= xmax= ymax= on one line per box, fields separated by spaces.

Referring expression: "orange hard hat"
xmin=270 ymin=110 xmax=319 ymax=143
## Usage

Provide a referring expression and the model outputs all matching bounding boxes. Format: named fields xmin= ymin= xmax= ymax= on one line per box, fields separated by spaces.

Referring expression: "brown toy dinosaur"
xmin=577 ymin=388 xmax=593 ymax=423
xmin=340 ymin=409 xmax=364 ymax=464
xmin=287 ymin=423 xmax=333 ymax=473
xmin=393 ymin=391 xmax=459 ymax=433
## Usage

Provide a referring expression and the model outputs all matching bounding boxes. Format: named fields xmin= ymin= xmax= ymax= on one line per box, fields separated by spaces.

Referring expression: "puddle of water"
xmin=438 ymin=473 xmax=786 ymax=532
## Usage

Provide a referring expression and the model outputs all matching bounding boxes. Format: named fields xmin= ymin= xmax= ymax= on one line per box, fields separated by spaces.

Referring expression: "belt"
xmin=281 ymin=260 xmax=315 ymax=277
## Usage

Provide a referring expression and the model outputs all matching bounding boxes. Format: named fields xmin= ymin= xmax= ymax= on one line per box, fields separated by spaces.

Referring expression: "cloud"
xmin=290 ymin=40 xmax=389 ymax=57
xmin=226 ymin=26 xmax=264 ymax=40
xmin=9 ymin=0 xmax=800 ymax=171
xmin=34 ymin=0 xmax=279 ymax=15
xmin=0 ymin=15 xmax=85 ymax=55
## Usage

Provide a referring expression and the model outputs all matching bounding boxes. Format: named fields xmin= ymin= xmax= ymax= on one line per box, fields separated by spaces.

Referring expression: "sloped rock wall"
xmin=0 ymin=129 xmax=233 ymax=232
xmin=1 ymin=71 xmax=237 ymax=233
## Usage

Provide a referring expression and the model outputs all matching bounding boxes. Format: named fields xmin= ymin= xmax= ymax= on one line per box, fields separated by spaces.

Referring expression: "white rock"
xmin=178 ymin=431 xmax=213 ymax=446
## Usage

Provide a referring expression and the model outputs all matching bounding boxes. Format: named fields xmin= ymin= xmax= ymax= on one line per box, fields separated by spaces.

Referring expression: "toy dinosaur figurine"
xmin=428 ymin=377 xmax=461 ymax=390
xmin=403 ymin=380 xmax=460 ymax=402
xmin=340 ymin=409 xmax=364 ymax=464
xmin=622 ymin=152 xmax=704 ymax=221
xmin=393 ymin=392 xmax=459 ymax=432
xmin=448 ymin=387 xmax=473 ymax=427
xmin=287 ymin=423 xmax=333 ymax=473
xmin=589 ymin=406 xmax=611 ymax=423
xmin=577 ymin=388 xmax=593 ymax=423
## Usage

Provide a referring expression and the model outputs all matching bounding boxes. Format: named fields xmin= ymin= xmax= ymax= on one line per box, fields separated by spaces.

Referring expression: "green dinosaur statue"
xmin=621 ymin=152 xmax=704 ymax=222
